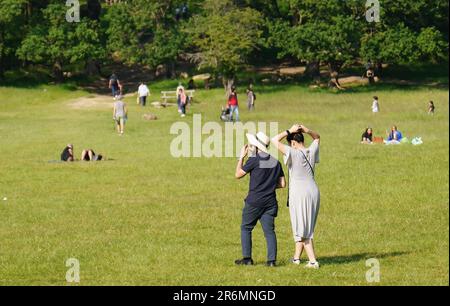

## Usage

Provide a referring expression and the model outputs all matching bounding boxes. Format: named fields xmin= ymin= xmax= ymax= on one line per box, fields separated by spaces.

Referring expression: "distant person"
xmin=113 ymin=95 xmax=127 ymax=135
xmin=176 ymin=83 xmax=185 ymax=113
xmin=361 ymin=128 xmax=373 ymax=144
xmin=178 ymin=87 xmax=187 ymax=118
xmin=247 ymin=87 xmax=256 ymax=111
xmin=385 ymin=126 xmax=403 ymax=145
xmin=175 ymin=7 xmax=181 ymax=21
xmin=181 ymin=3 xmax=189 ymax=18
xmin=365 ymin=60 xmax=375 ymax=84
xmin=61 ymin=144 xmax=74 ymax=162
xmin=187 ymin=79 xmax=195 ymax=90
xmin=428 ymin=101 xmax=435 ymax=115
xmin=372 ymin=96 xmax=380 ymax=113
xmin=367 ymin=68 xmax=375 ymax=84
xmin=81 ymin=149 xmax=103 ymax=161
xmin=227 ymin=86 xmax=240 ymax=122
xmin=109 ymin=73 xmax=122 ymax=97
xmin=234 ymin=132 xmax=286 ymax=267
xmin=365 ymin=59 xmax=373 ymax=71
xmin=138 ymin=82 xmax=150 ymax=107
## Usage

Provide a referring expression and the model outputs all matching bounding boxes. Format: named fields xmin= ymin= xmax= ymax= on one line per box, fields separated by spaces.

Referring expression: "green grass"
xmin=0 ymin=82 xmax=448 ymax=286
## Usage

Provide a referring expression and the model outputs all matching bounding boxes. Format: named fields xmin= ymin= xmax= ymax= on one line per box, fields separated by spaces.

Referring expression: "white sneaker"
xmin=181 ymin=114 xmax=186 ymax=118
xmin=292 ymin=259 xmax=301 ymax=265
xmin=305 ymin=262 xmax=320 ymax=269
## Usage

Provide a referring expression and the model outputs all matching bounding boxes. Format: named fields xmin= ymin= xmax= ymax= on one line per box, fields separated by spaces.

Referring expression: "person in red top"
xmin=227 ymin=86 xmax=240 ymax=122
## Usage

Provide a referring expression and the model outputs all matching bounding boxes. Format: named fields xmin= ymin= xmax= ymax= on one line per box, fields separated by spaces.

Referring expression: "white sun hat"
xmin=246 ymin=132 xmax=270 ymax=153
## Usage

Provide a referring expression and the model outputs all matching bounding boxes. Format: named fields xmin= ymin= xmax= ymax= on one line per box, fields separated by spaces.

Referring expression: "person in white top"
xmin=372 ymin=96 xmax=380 ymax=113
xmin=138 ymin=82 xmax=150 ymax=107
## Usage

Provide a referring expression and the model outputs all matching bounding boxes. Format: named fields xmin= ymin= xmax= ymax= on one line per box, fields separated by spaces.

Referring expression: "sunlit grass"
xmin=0 ymin=82 xmax=448 ymax=285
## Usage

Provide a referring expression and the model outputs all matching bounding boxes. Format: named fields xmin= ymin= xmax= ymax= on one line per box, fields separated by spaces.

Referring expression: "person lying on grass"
xmin=81 ymin=149 xmax=103 ymax=162
xmin=60 ymin=145 xmax=103 ymax=162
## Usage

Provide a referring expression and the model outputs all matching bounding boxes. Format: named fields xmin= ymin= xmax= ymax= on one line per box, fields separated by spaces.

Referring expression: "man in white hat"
xmin=234 ymin=132 xmax=286 ymax=267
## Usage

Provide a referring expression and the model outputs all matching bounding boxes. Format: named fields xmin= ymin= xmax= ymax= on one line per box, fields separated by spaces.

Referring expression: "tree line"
xmin=0 ymin=0 xmax=448 ymax=86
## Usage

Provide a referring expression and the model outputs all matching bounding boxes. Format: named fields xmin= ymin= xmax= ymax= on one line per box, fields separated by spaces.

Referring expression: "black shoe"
xmin=266 ymin=261 xmax=277 ymax=267
xmin=235 ymin=258 xmax=254 ymax=266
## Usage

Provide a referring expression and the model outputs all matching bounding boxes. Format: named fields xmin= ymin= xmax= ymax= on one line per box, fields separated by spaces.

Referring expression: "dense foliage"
xmin=0 ymin=0 xmax=448 ymax=81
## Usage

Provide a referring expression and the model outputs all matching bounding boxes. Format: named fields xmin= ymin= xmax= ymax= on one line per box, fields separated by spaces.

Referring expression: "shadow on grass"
xmin=274 ymin=251 xmax=410 ymax=267
xmin=319 ymin=251 xmax=410 ymax=265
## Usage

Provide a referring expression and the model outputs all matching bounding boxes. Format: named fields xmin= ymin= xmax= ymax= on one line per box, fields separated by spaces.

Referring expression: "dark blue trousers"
xmin=241 ymin=202 xmax=278 ymax=262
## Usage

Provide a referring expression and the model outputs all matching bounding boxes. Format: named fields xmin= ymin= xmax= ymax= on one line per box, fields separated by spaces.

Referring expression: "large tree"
xmin=269 ymin=0 xmax=448 ymax=82
xmin=0 ymin=0 xmax=27 ymax=77
xmin=268 ymin=1 xmax=363 ymax=83
xmin=104 ymin=0 xmax=200 ymax=77
xmin=17 ymin=3 xmax=104 ymax=81
xmin=186 ymin=0 xmax=263 ymax=92
xmin=360 ymin=0 xmax=449 ymax=70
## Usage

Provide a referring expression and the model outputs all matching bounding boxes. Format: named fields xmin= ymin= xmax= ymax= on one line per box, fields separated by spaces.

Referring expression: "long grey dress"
xmin=284 ymin=140 xmax=320 ymax=242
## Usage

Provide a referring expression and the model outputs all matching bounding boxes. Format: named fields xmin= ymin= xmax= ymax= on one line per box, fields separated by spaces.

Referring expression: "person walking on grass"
xmin=176 ymin=83 xmax=185 ymax=113
xmin=178 ymin=87 xmax=187 ymax=118
xmin=113 ymin=95 xmax=127 ymax=135
xmin=109 ymin=73 xmax=122 ymax=97
xmin=247 ymin=87 xmax=256 ymax=111
xmin=428 ymin=101 xmax=435 ymax=115
xmin=137 ymin=82 xmax=150 ymax=107
xmin=235 ymin=132 xmax=286 ymax=267
xmin=272 ymin=124 xmax=321 ymax=269
xmin=372 ymin=96 xmax=380 ymax=113
xmin=227 ymin=86 xmax=240 ymax=122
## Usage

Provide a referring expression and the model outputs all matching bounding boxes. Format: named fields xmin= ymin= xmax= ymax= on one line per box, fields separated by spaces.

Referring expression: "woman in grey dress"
xmin=272 ymin=124 xmax=321 ymax=269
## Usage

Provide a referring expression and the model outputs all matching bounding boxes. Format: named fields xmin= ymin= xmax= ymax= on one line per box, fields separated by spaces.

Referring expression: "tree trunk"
xmin=223 ymin=77 xmax=235 ymax=97
xmin=166 ymin=62 xmax=176 ymax=79
xmin=375 ymin=61 xmax=383 ymax=77
xmin=305 ymin=60 xmax=320 ymax=83
xmin=53 ymin=61 xmax=64 ymax=83
xmin=328 ymin=62 xmax=344 ymax=90
xmin=85 ymin=59 xmax=101 ymax=76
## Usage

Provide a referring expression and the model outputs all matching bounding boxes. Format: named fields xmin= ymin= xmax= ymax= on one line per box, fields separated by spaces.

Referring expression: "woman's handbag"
xmin=287 ymin=150 xmax=315 ymax=207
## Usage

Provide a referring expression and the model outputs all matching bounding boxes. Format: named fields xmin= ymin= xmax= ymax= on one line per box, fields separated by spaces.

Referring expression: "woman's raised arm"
xmin=271 ymin=124 xmax=302 ymax=155
xmin=301 ymin=125 xmax=320 ymax=142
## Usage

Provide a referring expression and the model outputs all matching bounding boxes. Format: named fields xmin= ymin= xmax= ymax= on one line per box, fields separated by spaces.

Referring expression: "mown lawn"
xmin=0 ymin=82 xmax=448 ymax=285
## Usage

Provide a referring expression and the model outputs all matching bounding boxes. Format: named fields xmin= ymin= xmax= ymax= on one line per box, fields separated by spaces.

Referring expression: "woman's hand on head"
xmin=289 ymin=124 xmax=302 ymax=134
xmin=300 ymin=125 xmax=310 ymax=134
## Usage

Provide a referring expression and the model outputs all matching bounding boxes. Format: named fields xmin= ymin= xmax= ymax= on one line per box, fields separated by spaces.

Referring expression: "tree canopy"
xmin=0 ymin=0 xmax=447 ymax=82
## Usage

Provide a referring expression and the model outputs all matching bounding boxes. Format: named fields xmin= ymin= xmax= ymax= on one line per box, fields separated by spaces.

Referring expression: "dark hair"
xmin=374 ymin=96 xmax=378 ymax=100
xmin=287 ymin=132 xmax=304 ymax=144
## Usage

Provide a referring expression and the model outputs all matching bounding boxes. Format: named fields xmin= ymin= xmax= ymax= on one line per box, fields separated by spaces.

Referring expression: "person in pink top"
xmin=178 ymin=88 xmax=187 ymax=118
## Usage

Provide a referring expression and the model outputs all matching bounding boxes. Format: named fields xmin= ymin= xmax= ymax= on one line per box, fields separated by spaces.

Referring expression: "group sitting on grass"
xmin=61 ymin=144 xmax=103 ymax=162
xmin=360 ymin=125 xmax=405 ymax=145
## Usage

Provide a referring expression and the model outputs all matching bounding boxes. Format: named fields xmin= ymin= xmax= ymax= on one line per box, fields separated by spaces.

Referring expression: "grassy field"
xmin=0 ymin=81 xmax=448 ymax=286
